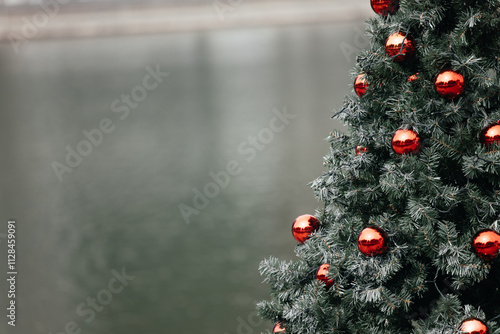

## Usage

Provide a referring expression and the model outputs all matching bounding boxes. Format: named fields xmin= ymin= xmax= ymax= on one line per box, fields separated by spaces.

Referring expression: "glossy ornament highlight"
xmin=357 ymin=226 xmax=388 ymax=256
xmin=407 ymin=73 xmax=419 ymax=82
xmin=316 ymin=264 xmax=334 ymax=288
xmin=355 ymin=146 xmax=369 ymax=155
xmin=434 ymin=70 xmax=465 ymax=99
xmin=472 ymin=229 xmax=500 ymax=261
xmin=291 ymin=214 xmax=320 ymax=244
xmin=273 ymin=322 xmax=286 ymax=333
xmin=354 ymin=74 xmax=369 ymax=97
xmin=385 ymin=32 xmax=416 ymax=62
xmin=392 ymin=129 xmax=421 ymax=155
xmin=479 ymin=121 xmax=500 ymax=149
xmin=370 ymin=0 xmax=399 ymax=16
xmin=459 ymin=318 xmax=489 ymax=334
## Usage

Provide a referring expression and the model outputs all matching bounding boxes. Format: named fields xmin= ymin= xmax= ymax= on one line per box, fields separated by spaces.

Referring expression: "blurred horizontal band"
xmin=0 ymin=0 xmax=372 ymax=41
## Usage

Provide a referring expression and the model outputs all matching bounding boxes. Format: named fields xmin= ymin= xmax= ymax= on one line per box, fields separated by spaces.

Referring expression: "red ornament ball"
xmin=354 ymin=74 xmax=369 ymax=97
xmin=356 ymin=146 xmax=369 ymax=155
xmin=472 ymin=229 xmax=500 ymax=261
xmin=273 ymin=322 xmax=286 ymax=333
xmin=407 ymin=73 xmax=419 ymax=82
xmin=434 ymin=70 xmax=465 ymax=99
xmin=291 ymin=214 xmax=320 ymax=244
xmin=316 ymin=264 xmax=333 ymax=288
xmin=392 ymin=129 xmax=421 ymax=155
xmin=357 ymin=226 xmax=388 ymax=256
xmin=385 ymin=32 xmax=416 ymax=62
xmin=459 ymin=318 xmax=489 ymax=334
xmin=370 ymin=0 xmax=399 ymax=16
xmin=480 ymin=121 xmax=500 ymax=149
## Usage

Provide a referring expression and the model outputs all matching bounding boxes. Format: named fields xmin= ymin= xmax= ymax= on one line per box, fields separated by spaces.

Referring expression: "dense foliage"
xmin=258 ymin=0 xmax=500 ymax=332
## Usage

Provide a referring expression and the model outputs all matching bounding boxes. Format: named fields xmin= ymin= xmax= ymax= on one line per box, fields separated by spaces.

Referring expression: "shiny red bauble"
xmin=355 ymin=146 xmax=369 ymax=155
xmin=392 ymin=129 xmax=421 ymax=155
xmin=459 ymin=318 xmax=489 ymax=334
xmin=407 ymin=73 xmax=419 ymax=82
xmin=370 ymin=0 xmax=399 ymax=16
xmin=434 ymin=70 xmax=465 ymax=99
xmin=472 ymin=229 xmax=500 ymax=261
xmin=479 ymin=121 xmax=500 ymax=149
xmin=357 ymin=226 xmax=388 ymax=256
xmin=273 ymin=322 xmax=286 ymax=333
xmin=316 ymin=264 xmax=333 ymax=288
xmin=354 ymin=74 xmax=369 ymax=97
xmin=291 ymin=214 xmax=320 ymax=244
xmin=385 ymin=32 xmax=416 ymax=62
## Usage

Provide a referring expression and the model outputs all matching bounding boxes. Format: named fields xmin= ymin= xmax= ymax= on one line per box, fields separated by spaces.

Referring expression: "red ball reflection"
xmin=273 ymin=322 xmax=286 ymax=333
xmin=391 ymin=129 xmax=421 ymax=155
xmin=407 ymin=73 xmax=419 ymax=82
xmin=385 ymin=32 xmax=416 ymax=62
xmin=434 ymin=70 xmax=465 ymax=99
xmin=472 ymin=229 xmax=500 ymax=261
xmin=354 ymin=74 xmax=369 ymax=97
xmin=480 ymin=121 xmax=500 ymax=149
xmin=291 ymin=214 xmax=320 ymax=244
xmin=357 ymin=226 xmax=388 ymax=256
xmin=316 ymin=264 xmax=334 ymax=288
xmin=459 ymin=318 xmax=489 ymax=334
xmin=370 ymin=0 xmax=399 ymax=16
xmin=355 ymin=146 xmax=369 ymax=155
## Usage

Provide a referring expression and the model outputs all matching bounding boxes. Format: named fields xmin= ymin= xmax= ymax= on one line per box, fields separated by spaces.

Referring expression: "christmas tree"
xmin=258 ymin=0 xmax=500 ymax=333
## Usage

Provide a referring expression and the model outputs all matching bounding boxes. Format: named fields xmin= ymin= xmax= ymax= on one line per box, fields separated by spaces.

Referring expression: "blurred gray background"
xmin=0 ymin=1 xmax=371 ymax=333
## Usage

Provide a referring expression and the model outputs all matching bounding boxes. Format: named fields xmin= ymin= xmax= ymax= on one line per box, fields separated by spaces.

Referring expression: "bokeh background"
xmin=0 ymin=1 xmax=372 ymax=333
